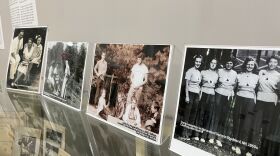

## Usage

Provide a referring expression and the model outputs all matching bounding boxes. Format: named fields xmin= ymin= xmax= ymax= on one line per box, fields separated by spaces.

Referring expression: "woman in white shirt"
xmin=61 ymin=60 xmax=71 ymax=98
xmin=46 ymin=61 xmax=56 ymax=92
xmin=12 ymin=38 xmax=34 ymax=86
xmin=232 ymin=57 xmax=259 ymax=155
xmin=194 ymin=58 xmax=219 ymax=142
xmin=25 ymin=35 xmax=43 ymax=84
xmin=182 ymin=55 xmax=202 ymax=139
xmin=252 ymin=55 xmax=280 ymax=155
xmin=209 ymin=58 xmax=237 ymax=147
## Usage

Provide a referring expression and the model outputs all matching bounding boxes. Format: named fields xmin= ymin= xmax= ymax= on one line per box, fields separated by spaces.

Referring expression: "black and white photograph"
xmin=87 ymin=43 xmax=172 ymax=144
xmin=46 ymin=128 xmax=63 ymax=147
xmin=170 ymin=46 xmax=280 ymax=156
xmin=6 ymin=26 xmax=47 ymax=92
xmin=13 ymin=127 xmax=41 ymax=156
xmin=43 ymin=120 xmax=65 ymax=156
xmin=43 ymin=41 xmax=88 ymax=110
xmin=18 ymin=135 xmax=36 ymax=156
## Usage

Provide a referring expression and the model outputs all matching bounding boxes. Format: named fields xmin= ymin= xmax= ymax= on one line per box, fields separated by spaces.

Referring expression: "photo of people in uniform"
xmin=6 ymin=27 xmax=47 ymax=92
xmin=172 ymin=46 xmax=280 ymax=156
xmin=87 ymin=44 xmax=171 ymax=143
xmin=43 ymin=42 xmax=88 ymax=109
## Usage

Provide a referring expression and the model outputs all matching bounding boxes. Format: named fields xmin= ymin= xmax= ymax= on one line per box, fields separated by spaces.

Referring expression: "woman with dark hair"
xmin=232 ymin=57 xmax=259 ymax=155
xmin=252 ymin=55 xmax=280 ymax=155
xmin=182 ymin=55 xmax=202 ymax=139
xmin=25 ymin=35 xmax=43 ymax=84
xmin=12 ymin=38 xmax=34 ymax=86
xmin=194 ymin=58 xmax=219 ymax=142
xmin=209 ymin=58 xmax=237 ymax=147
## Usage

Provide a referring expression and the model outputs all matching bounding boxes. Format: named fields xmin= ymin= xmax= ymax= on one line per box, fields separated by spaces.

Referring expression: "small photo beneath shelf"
xmin=13 ymin=127 xmax=41 ymax=156
xmin=87 ymin=43 xmax=172 ymax=144
xmin=43 ymin=120 xmax=66 ymax=156
xmin=170 ymin=45 xmax=280 ymax=156
xmin=6 ymin=26 xmax=48 ymax=93
xmin=42 ymin=41 xmax=88 ymax=110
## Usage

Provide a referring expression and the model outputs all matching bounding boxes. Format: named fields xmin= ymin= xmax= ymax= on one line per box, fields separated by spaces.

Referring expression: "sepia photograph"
xmin=13 ymin=127 xmax=41 ymax=156
xmin=43 ymin=41 xmax=88 ymax=109
xmin=87 ymin=43 xmax=172 ymax=143
xmin=170 ymin=46 xmax=280 ymax=156
xmin=43 ymin=120 xmax=65 ymax=156
xmin=6 ymin=26 xmax=47 ymax=92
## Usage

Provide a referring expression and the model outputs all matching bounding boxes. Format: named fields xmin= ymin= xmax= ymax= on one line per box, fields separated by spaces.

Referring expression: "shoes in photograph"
xmin=216 ymin=140 xmax=222 ymax=147
xmin=235 ymin=147 xmax=241 ymax=155
xmin=209 ymin=139 xmax=214 ymax=144
xmin=193 ymin=137 xmax=199 ymax=141
xmin=200 ymin=138 xmax=205 ymax=143
xmin=246 ymin=152 xmax=252 ymax=156
xmin=179 ymin=136 xmax=190 ymax=141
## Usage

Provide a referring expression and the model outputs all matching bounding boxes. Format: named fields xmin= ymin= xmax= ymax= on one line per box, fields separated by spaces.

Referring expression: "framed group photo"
xmin=170 ymin=45 xmax=280 ymax=156
xmin=6 ymin=26 xmax=48 ymax=93
xmin=87 ymin=43 xmax=172 ymax=144
xmin=42 ymin=41 xmax=88 ymax=110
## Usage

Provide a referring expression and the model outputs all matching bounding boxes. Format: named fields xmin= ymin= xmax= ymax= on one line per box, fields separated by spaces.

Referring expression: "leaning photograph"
xmin=87 ymin=43 xmax=172 ymax=143
xmin=6 ymin=27 xmax=48 ymax=92
xmin=171 ymin=46 xmax=280 ymax=156
xmin=43 ymin=41 xmax=88 ymax=109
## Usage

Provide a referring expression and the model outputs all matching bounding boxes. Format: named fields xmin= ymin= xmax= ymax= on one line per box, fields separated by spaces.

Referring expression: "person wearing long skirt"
xmin=209 ymin=58 xmax=237 ymax=147
xmin=232 ymin=57 xmax=259 ymax=156
xmin=194 ymin=58 xmax=218 ymax=142
xmin=252 ymin=55 xmax=280 ymax=156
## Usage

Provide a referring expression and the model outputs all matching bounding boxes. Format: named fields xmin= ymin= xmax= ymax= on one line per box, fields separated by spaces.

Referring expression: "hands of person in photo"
xmin=199 ymin=91 xmax=203 ymax=100
xmin=133 ymin=84 xmax=143 ymax=89
xmin=22 ymin=61 xmax=28 ymax=66
xmin=185 ymin=96 xmax=189 ymax=103
xmin=97 ymin=72 xmax=103 ymax=78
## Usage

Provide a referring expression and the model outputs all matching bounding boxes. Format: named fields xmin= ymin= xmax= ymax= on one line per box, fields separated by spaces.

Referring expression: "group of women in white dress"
xmin=12 ymin=35 xmax=43 ymax=86
xmin=183 ymin=54 xmax=280 ymax=156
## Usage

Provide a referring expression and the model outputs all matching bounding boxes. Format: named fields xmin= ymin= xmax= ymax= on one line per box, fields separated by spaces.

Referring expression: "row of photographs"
xmin=5 ymin=27 xmax=280 ymax=156
xmin=13 ymin=121 xmax=69 ymax=156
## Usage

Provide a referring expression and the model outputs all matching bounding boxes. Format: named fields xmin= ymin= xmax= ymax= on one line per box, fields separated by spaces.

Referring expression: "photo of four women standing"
xmin=174 ymin=47 xmax=280 ymax=156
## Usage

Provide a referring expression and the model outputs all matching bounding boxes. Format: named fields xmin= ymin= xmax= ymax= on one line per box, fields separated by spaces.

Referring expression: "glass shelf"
xmin=0 ymin=91 xmax=179 ymax=156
